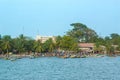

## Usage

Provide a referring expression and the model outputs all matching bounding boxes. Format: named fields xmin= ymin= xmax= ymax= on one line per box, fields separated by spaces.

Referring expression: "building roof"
xmin=78 ymin=43 xmax=94 ymax=48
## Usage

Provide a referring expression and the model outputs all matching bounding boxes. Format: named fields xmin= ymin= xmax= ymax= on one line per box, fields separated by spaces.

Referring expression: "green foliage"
xmin=67 ymin=22 xmax=98 ymax=42
xmin=55 ymin=36 xmax=62 ymax=49
xmin=116 ymin=44 xmax=120 ymax=51
xmin=33 ymin=40 xmax=43 ymax=53
xmin=110 ymin=33 xmax=119 ymax=39
xmin=13 ymin=34 xmax=27 ymax=53
xmin=15 ymin=39 xmax=24 ymax=53
xmin=60 ymin=36 xmax=78 ymax=51
xmin=1 ymin=35 xmax=12 ymax=54
xmin=43 ymin=38 xmax=55 ymax=52
xmin=104 ymin=38 xmax=114 ymax=55
xmin=0 ymin=23 xmax=120 ymax=55
xmin=25 ymin=39 xmax=34 ymax=52
xmin=110 ymin=33 xmax=120 ymax=45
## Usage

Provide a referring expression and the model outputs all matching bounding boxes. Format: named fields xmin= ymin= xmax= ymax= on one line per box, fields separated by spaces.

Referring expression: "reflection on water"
xmin=0 ymin=57 xmax=120 ymax=80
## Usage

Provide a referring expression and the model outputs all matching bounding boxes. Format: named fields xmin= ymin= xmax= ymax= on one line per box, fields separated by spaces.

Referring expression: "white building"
xmin=36 ymin=35 xmax=56 ymax=43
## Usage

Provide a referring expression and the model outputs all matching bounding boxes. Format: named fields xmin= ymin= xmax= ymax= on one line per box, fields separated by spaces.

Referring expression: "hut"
xmin=78 ymin=43 xmax=95 ymax=53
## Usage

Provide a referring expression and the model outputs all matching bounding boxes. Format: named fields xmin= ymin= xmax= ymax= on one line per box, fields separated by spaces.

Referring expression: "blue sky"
xmin=0 ymin=0 xmax=120 ymax=38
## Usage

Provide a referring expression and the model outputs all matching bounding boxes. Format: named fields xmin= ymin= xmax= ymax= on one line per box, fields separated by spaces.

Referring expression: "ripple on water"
xmin=0 ymin=57 xmax=120 ymax=80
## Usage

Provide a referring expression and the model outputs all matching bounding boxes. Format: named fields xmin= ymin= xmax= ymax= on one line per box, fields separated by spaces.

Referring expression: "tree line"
xmin=0 ymin=34 xmax=78 ymax=54
xmin=67 ymin=23 xmax=120 ymax=55
xmin=0 ymin=22 xmax=120 ymax=55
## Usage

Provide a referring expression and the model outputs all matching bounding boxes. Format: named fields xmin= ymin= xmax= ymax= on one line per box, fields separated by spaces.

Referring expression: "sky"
xmin=0 ymin=0 xmax=120 ymax=38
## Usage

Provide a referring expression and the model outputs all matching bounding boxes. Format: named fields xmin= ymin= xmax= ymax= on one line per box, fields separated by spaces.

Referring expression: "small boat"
xmin=10 ymin=58 xmax=17 ymax=61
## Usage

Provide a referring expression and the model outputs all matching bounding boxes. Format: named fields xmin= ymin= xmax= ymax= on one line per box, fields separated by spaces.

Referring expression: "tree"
xmin=60 ymin=36 xmax=78 ymax=51
xmin=104 ymin=40 xmax=112 ymax=55
xmin=33 ymin=40 xmax=43 ymax=53
xmin=116 ymin=44 xmax=120 ymax=51
xmin=43 ymin=38 xmax=55 ymax=52
xmin=110 ymin=33 xmax=119 ymax=39
xmin=1 ymin=35 xmax=12 ymax=54
xmin=0 ymin=34 xmax=1 ymax=40
xmin=55 ymin=36 xmax=62 ymax=50
xmin=0 ymin=34 xmax=2 ymax=54
xmin=13 ymin=34 xmax=27 ymax=54
xmin=49 ymin=44 xmax=54 ymax=52
xmin=25 ymin=38 xmax=34 ymax=53
xmin=110 ymin=33 xmax=120 ymax=45
xmin=67 ymin=23 xmax=98 ymax=42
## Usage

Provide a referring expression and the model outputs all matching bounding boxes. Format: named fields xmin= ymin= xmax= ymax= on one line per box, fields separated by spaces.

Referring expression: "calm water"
xmin=0 ymin=57 xmax=120 ymax=80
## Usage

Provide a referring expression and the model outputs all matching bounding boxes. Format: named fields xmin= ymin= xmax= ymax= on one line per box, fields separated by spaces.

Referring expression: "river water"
xmin=0 ymin=57 xmax=120 ymax=80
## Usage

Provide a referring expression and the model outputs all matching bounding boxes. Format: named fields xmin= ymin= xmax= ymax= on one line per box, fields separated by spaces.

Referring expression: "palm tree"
xmin=1 ymin=35 xmax=12 ymax=56
xmin=36 ymin=45 xmax=43 ymax=53
xmin=49 ymin=44 xmax=54 ymax=52
xmin=13 ymin=34 xmax=27 ymax=54
xmin=5 ymin=41 xmax=11 ymax=53
xmin=24 ymin=39 xmax=34 ymax=54
xmin=55 ymin=36 xmax=62 ymax=50
xmin=33 ymin=40 xmax=43 ymax=53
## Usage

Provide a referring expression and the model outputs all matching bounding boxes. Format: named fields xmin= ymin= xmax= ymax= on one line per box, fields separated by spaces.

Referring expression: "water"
xmin=0 ymin=57 xmax=120 ymax=80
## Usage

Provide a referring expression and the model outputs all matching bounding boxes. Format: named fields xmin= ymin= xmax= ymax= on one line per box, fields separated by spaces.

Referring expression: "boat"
xmin=10 ymin=58 xmax=17 ymax=61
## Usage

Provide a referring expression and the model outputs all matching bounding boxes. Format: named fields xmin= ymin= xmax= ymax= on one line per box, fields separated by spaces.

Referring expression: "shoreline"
xmin=0 ymin=53 xmax=117 ymax=61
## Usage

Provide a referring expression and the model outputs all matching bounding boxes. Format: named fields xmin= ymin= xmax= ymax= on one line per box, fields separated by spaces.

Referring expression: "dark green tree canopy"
xmin=110 ymin=33 xmax=120 ymax=39
xmin=110 ymin=33 xmax=120 ymax=45
xmin=67 ymin=22 xmax=98 ymax=42
xmin=60 ymin=36 xmax=78 ymax=51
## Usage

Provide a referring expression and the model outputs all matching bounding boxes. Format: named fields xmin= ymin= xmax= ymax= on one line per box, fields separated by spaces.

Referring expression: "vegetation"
xmin=59 ymin=36 xmax=78 ymax=52
xmin=0 ymin=22 xmax=120 ymax=56
xmin=67 ymin=23 xmax=98 ymax=42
